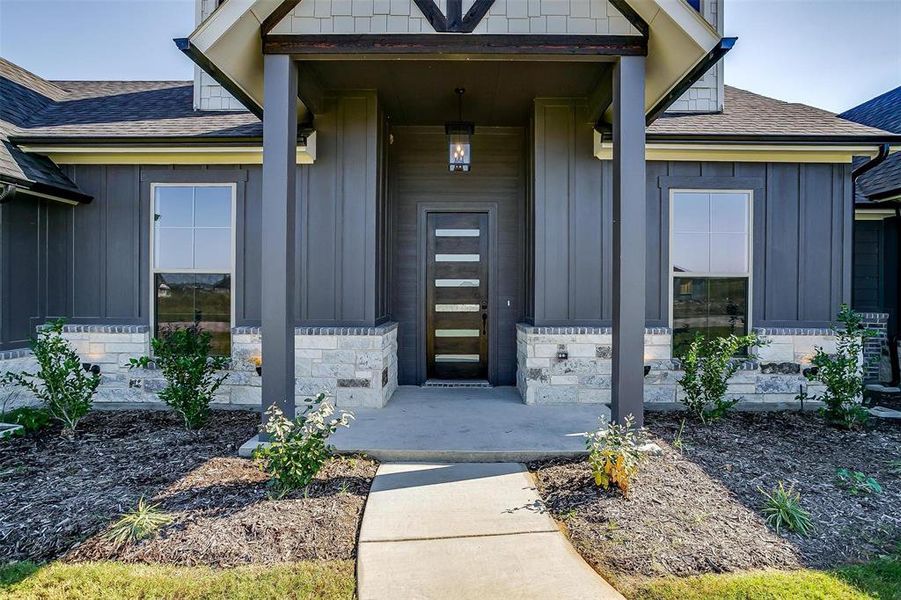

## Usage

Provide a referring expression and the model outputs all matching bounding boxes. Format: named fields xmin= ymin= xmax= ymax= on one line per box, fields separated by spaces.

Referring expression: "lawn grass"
xmin=0 ymin=560 xmax=355 ymax=600
xmin=625 ymin=556 xmax=900 ymax=600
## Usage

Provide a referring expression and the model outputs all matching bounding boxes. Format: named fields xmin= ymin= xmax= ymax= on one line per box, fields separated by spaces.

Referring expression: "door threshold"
xmin=423 ymin=379 xmax=492 ymax=389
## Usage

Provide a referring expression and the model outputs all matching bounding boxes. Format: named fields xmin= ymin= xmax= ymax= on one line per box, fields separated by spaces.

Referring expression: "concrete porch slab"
xmin=239 ymin=386 xmax=610 ymax=461
xmin=240 ymin=386 xmax=610 ymax=461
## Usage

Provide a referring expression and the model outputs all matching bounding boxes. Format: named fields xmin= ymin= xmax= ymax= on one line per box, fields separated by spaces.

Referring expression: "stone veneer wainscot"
xmin=0 ymin=323 xmax=399 ymax=410
xmin=516 ymin=323 xmax=832 ymax=407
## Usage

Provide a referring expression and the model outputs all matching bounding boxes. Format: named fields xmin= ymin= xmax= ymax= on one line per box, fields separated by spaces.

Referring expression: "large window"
xmin=671 ymin=190 xmax=752 ymax=357
xmin=151 ymin=184 xmax=234 ymax=355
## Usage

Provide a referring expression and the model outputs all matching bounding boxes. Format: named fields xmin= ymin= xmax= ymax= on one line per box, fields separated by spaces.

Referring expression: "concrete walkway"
xmin=357 ymin=462 xmax=624 ymax=600
xmin=330 ymin=386 xmax=611 ymax=462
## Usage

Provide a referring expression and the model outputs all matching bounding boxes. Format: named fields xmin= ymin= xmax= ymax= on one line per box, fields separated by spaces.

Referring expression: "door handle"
xmin=480 ymin=301 xmax=488 ymax=335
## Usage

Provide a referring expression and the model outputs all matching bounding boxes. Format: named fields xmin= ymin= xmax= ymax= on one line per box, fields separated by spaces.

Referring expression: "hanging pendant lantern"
xmin=446 ymin=88 xmax=474 ymax=173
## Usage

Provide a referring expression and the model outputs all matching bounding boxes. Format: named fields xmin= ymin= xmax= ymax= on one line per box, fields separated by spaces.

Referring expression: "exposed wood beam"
xmin=264 ymin=34 xmax=647 ymax=56
xmin=261 ymin=0 xmax=303 ymax=34
xmin=460 ymin=0 xmax=495 ymax=33
xmin=587 ymin=68 xmax=613 ymax=128
xmin=297 ymin=62 xmax=326 ymax=118
xmin=412 ymin=0 xmax=448 ymax=32
xmin=607 ymin=0 xmax=649 ymax=37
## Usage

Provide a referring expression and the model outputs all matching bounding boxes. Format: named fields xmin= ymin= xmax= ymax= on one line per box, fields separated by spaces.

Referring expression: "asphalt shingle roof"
xmin=0 ymin=58 xmax=87 ymax=200
xmin=839 ymin=86 xmax=901 ymax=203
xmin=6 ymin=75 xmax=892 ymax=142
xmin=20 ymin=80 xmax=262 ymax=139
xmin=649 ymin=86 xmax=891 ymax=139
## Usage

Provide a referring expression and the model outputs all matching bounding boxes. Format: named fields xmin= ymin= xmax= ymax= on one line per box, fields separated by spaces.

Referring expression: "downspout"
xmin=852 ymin=143 xmax=890 ymax=180
xmin=892 ymin=205 xmax=901 ymax=386
xmin=0 ymin=183 xmax=17 ymax=204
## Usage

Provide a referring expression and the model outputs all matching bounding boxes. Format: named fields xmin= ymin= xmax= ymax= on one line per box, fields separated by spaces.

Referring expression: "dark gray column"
xmin=261 ymin=54 xmax=298 ymax=423
xmin=611 ymin=55 xmax=646 ymax=427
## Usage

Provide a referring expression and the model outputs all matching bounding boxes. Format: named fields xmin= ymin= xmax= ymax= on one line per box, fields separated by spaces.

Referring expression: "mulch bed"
xmin=531 ymin=411 xmax=901 ymax=581
xmin=0 ymin=410 xmax=377 ymax=567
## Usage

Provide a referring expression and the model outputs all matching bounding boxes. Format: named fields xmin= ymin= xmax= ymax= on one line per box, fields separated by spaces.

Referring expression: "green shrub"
xmin=799 ymin=305 xmax=873 ymax=430
xmin=129 ymin=325 xmax=229 ymax=430
xmin=759 ymin=482 xmax=813 ymax=536
xmin=677 ymin=332 xmax=763 ymax=423
xmin=835 ymin=468 xmax=882 ymax=495
xmin=254 ymin=394 xmax=353 ymax=497
xmin=0 ymin=406 xmax=52 ymax=436
xmin=104 ymin=497 xmax=173 ymax=547
xmin=585 ymin=414 xmax=649 ymax=495
xmin=0 ymin=320 xmax=99 ymax=436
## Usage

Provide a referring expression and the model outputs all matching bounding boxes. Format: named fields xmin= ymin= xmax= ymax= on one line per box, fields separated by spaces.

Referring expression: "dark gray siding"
xmin=389 ymin=127 xmax=526 ymax=385
xmin=298 ymin=91 xmax=384 ymax=325
xmin=0 ymin=194 xmax=42 ymax=349
xmin=653 ymin=161 xmax=853 ymax=328
xmin=853 ymin=219 xmax=884 ymax=312
xmin=531 ymin=99 xmax=854 ymax=328
xmin=532 ymin=99 xmax=609 ymax=325
xmin=14 ymin=92 xmax=388 ymax=334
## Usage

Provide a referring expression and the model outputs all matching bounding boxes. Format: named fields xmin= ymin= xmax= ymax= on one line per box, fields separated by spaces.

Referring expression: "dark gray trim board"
xmin=261 ymin=54 xmax=298 ymax=421
xmin=263 ymin=34 xmax=648 ymax=56
xmin=645 ymin=37 xmax=736 ymax=125
xmin=611 ymin=55 xmax=647 ymax=426
xmin=174 ymin=38 xmax=264 ymax=118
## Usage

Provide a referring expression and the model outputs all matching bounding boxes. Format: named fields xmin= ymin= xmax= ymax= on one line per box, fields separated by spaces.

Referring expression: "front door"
xmin=426 ymin=212 xmax=489 ymax=380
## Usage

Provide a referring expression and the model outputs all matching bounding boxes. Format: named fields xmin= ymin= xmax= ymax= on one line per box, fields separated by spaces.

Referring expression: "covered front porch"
xmin=256 ymin=51 xmax=650 ymax=424
xmin=179 ymin=0 xmax=728 ymax=433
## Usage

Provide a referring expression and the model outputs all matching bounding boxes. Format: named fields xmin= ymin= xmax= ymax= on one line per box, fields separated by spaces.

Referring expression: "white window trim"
xmin=668 ymin=188 xmax=754 ymax=332
xmin=148 ymin=182 xmax=237 ymax=338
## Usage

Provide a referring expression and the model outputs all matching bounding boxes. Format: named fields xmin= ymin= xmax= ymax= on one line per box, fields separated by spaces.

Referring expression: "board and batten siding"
xmin=531 ymin=98 xmax=853 ymax=329
xmin=0 ymin=93 xmax=388 ymax=349
xmin=389 ymin=126 xmax=526 ymax=386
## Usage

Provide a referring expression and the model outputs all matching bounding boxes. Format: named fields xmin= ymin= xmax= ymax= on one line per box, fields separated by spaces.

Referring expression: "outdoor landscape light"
xmin=82 ymin=362 xmax=101 ymax=375
xmin=446 ymin=88 xmax=474 ymax=173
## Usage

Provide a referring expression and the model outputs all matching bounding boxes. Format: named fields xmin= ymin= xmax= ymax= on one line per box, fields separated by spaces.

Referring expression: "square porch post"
xmin=261 ymin=54 xmax=298 ymax=424
xmin=611 ymin=55 xmax=646 ymax=427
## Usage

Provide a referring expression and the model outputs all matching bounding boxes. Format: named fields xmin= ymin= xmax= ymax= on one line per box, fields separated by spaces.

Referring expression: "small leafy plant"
xmin=678 ymin=333 xmax=763 ymax=423
xmin=0 ymin=320 xmax=99 ymax=436
xmin=798 ymin=305 xmax=873 ymax=430
xmin=0 ymin=406 xmax=52 ymax=437
xmin=129 ymin=325 xmax=229 ymax=430
xmin=759 ymin=482 xmax=813 ymax=536
xmin=254 ymin=394 xmax=354 ymax=497
xmin=104 ymin=497 xmax=173 ymax=547
xmin=585 ymin=414 xmax=649 ymax=496
xmin=835 ymin=468 xmax=882 ymax=495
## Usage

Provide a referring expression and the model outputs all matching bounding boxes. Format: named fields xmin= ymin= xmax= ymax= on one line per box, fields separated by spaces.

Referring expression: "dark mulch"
xmin=531 ymin=411 xmax=901 ymax=581
xmin=0 ymin=410 xmax=377 ymax=567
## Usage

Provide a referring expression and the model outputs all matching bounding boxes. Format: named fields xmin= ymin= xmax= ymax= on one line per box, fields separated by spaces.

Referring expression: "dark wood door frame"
xmin=416 ymin=202 xmax=499 ymax=385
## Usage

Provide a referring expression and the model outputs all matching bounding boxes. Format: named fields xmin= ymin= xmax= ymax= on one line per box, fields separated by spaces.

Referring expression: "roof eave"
xmin=0 ymin=174 xmax=93 ymax=205
xmin=646 ymin=133 xmax=901 ymax=145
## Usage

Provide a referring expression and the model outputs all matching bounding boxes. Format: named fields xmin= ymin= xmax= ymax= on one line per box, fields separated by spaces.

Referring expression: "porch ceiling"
xmin=308 ymin=60 xmax=611 ymax=126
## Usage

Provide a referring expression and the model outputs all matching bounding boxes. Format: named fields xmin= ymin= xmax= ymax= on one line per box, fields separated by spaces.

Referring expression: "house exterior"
xmin=841 ymin=87 xmax=901 ymax=385
xmin=0 ymin=0 xmax=897 ymax=425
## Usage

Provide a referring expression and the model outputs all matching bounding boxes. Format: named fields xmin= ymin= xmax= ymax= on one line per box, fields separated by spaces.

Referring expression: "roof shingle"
xmin=0 ymin=58 xmax=87 ymax=201
xmin=649 ymin=87 xmax=891 ymax=139
xmin=839 ymin=86 xmax=901 ymax=203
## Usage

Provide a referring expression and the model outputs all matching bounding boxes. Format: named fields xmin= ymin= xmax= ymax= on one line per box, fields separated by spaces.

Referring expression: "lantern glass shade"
xmin=445 ymin=122 xmax=474 ymax=173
